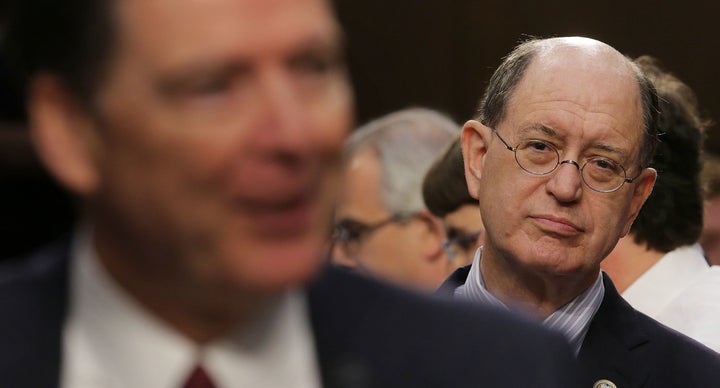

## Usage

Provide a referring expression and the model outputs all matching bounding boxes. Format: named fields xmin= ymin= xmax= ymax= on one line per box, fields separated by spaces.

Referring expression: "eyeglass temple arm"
xmin=625 ymin=167 xmax=647 ymax=183
xmin=491 ymin=128 xmax=517 ymax=151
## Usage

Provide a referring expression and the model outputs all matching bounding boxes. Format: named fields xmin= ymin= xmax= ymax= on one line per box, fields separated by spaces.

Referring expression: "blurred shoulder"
xmin=309 ymin=265 xmax=579 ymax=388
xmin=0 ymin=237 xmax=70 ymax=289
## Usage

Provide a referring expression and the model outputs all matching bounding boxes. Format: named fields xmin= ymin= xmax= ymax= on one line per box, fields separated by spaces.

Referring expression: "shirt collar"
xmin=63 ymin=228 xmax=321 ymax=388
xmin=456 ymin=246 xmax=604 ymax=355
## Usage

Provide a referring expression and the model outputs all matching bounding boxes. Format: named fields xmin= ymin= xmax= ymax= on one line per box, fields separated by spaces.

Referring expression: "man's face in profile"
xmin=84 ymin=0 xmax=354 ymax=292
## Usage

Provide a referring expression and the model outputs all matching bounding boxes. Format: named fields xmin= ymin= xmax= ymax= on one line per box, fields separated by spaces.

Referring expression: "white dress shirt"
xmin=622 ymin=244 xmax=709 ymax=317
xmin=654 ymin=266 xmax=720 ymax=352
xmin=621 ymin=244 xmax=720 ymax=352
xmin=61 ymin=231 xmax=322 ymax=388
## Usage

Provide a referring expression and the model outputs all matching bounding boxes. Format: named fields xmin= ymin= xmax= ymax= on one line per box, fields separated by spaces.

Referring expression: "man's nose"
xmin=545 ymin=159 xmax=583 ymax=202
xmin=257 ymin=70 xmax=310 ymax=143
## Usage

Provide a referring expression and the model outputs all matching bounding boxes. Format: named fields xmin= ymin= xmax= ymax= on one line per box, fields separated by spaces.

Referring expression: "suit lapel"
xmin=578 ymin=273 xmax=651 ymax=387
xmin=435 ymin=265 xmax=471 ymax=297
xmin=442 ymin=266 xmax=654 ymax=387
xmin=308 ymin=266 xmax=378 ymax=388
xmin=0 ymin=238 xmax=70 ymax=387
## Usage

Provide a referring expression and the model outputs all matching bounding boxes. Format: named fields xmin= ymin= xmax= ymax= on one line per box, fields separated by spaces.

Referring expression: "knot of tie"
xmin=182 ymin=365 xmax=216 ymax=388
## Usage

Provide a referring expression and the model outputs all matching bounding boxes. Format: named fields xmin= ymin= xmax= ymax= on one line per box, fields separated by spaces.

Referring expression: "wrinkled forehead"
xmin=507 ymin=40 xmax=645 ymax=142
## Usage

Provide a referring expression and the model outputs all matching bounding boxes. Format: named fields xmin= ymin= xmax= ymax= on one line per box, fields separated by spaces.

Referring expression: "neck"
xmin=91 ymin=225 xmax=275 ymax=344
xmin=601 ymin=235 xmax=665 ymax=293
xmin=479 ymin=246 xmax=598 ymax=320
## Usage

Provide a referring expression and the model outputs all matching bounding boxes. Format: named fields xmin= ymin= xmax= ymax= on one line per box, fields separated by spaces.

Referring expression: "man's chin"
xmin=221 ymin=240 xmax=327 ymax=292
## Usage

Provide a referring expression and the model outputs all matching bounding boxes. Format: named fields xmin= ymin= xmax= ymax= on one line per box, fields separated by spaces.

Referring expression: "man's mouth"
xmin=531 ymin=214 xmax=584 ymax=237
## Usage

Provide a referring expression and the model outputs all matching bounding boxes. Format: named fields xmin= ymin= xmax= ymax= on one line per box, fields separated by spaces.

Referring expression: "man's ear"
xmin=620 ymin=167 xmax=657 ymax=237
xmin=461 ymin=120 xmax=492 ymax=199
xmin=28 ymin=73 xmax=101 ymax=196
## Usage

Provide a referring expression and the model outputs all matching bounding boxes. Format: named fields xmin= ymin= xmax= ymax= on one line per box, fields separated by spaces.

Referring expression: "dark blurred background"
xmin=335 ymin=0 xmax=720 ymax=151
xmin=2 ymin=0 xmax=720 ymax=259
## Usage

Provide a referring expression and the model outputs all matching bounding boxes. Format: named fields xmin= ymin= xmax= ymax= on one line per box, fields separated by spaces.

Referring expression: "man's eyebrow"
xmin=444 ymin=225 xmax=470 ymax=235
xmin=155 ymin=62 xmax=250 ymax=94
xmin=517 ymin=123 xmax=557 ymax=138
xmin=518 ymin=123 xmax=629 ymax=160
xmin=155 ymin=32 xmax=345 ymax=86
xmin=590 ymin=142 xmax=625 ymax=157
xmin=287 ymin=35 xmax=345 ymax=62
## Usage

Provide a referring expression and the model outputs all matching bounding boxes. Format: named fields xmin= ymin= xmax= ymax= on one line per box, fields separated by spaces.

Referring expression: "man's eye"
xmin=591 ymin=158 xmax=621 ymax=173
xmin=290 ymin=52 xmax=341 ymax=80
xmin=527 ymin=140 xmax=551 ymax=152
xmin=297 ymin=58 xmax=331 ymax=75
xmin=335 ymin=220 xmax=367 ymax=242
xmin=340 ymin=226 xmax=359 ymax=238
xmin=187 ymin=78 xmax=232 ymax=96
xmin=346 ymin=230 xmax=363 ymax=242
xmin=459 ymin=239 xmax=477 ymax=250
xmin=445 ymin=227 xmax=461 ymax=240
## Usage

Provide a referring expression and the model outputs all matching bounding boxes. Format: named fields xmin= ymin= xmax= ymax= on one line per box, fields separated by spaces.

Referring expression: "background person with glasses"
xmin=436 ymin=36 xmax=720 ymax=387
xmin=331 ymin=108 xmax=459 ymax=292
xmin=423 ymin=136 xmax=484 ymax=268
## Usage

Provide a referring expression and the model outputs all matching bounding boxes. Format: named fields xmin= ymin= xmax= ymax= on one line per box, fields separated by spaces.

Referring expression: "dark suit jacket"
xmin=0 ymin=239 xmax=580 ymax=387
xmin=438 ymin=265 xmax=720 ymax=388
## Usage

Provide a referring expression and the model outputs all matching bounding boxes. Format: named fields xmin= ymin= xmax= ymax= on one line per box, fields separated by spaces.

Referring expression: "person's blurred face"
xmin=701 ymin=195 xmax=720 ymax=266
xmin=83 ymin=0 xmax=353 ymax=293
xmin=332 ymin=147 xmax=450 ymax=290
xmin=463 ymin=39 xmax=655 ymax=281
xmin=442 ymin=204 xmax=484 ymax=268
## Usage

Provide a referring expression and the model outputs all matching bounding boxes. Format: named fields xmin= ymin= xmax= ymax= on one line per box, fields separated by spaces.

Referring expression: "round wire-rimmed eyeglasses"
xmin=491 ymin=128 xmax=641 ymax=193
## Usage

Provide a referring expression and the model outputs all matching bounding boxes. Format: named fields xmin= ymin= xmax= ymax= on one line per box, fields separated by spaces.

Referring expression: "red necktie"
xmin=182 ymin=365 xmax=216 ymax=388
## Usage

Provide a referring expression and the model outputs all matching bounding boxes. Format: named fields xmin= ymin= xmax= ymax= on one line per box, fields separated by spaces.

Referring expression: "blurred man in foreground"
xmin=1 ymin=0 xmax=578 ymax=386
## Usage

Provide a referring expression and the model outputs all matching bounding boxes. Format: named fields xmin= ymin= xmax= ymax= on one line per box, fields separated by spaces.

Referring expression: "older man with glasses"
xmin=437 ymin=36 xmax=720 ymax=387
xmin=331 ymin=107 xmax=460 ymax=291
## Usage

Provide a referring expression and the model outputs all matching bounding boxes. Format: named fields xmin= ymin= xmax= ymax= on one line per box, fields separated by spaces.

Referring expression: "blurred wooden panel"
xmin=334 ymin=0 xmax=720 ymax=153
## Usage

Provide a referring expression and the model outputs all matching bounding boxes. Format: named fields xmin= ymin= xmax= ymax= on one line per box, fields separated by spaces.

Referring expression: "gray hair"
xmin=345 ymin=107 xmax=459 ymax=214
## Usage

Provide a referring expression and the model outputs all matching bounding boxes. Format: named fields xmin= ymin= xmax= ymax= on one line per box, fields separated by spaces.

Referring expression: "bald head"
xmin=532 ymin=37 xmax=636 ymax=77
xmin=476 ymin=36 xmax=658 ymax=168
